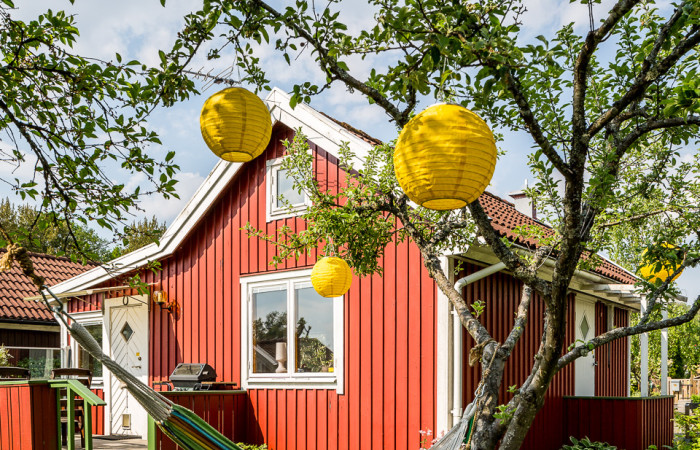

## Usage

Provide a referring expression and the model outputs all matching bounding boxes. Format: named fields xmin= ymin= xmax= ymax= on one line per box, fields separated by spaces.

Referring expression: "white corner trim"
xmin=436 ymin=256 xmax=452 ymax=435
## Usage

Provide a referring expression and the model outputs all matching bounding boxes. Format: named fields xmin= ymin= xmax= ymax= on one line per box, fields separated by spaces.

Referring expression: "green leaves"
xmin=0 ymin=3 xmax=199 ymax=260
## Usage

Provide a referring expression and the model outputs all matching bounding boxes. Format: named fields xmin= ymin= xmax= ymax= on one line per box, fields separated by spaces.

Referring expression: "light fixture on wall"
xmin=152 ymin=288 xmax=168 ymax=305
xmin=151 ymin=285 xmax=179 ymax=315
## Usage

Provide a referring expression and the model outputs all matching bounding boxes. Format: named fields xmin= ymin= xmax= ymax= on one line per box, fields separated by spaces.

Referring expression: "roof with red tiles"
xmin=328 ymin=121 xmax=639 ymax=285
xmin=0 ymin=250 xmax=97 ymax=323
xmin=477 ymin=192 xmax=638 ymax=284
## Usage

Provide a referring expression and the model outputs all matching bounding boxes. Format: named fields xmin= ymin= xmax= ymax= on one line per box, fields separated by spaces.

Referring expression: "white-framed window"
xmin=240 ymin=269 xmax=344 ymax=393
xmin=67 ymin=309 xmax=104 ymax=389
xmin=265 ymin=156 xmax=310 ymax=222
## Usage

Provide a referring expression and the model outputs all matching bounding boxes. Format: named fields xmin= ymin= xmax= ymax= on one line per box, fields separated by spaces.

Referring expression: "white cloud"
xmin=131 ymin=171 xmax=205 ymax=224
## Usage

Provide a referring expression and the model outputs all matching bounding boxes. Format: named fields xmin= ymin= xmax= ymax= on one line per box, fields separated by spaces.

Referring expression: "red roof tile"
xmin=0 ymin=250 xmax=97 ymax=323
xmin=479 ymin=192 xmax=638 ymax=284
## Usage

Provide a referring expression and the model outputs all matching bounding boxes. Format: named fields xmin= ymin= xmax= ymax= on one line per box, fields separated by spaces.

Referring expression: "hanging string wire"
xmin=327 ymin=234 xmax=336 ymax=257
xmin=438 ymin=56 xmax=448 ymax=103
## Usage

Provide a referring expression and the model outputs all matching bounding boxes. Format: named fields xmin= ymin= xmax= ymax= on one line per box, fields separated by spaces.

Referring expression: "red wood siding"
xmin=564 ymin=396 xmax=673 ymax=450
xmin=67 ymin=124 xmax=439 ymax=448
xmin=0 ymin=382 xmax=58 ymax=449
xmin=153 ymin=391 xmax=249 ymax=449
xmin=460 ymin=262 xmax=575 ymax=450
xmin=91 ymin=388 xmax=105 ymax=436
xmin=0 ymin=328 xmax=59 ymax=348
xmin=595 ymin=304 xmax=630 ymax=397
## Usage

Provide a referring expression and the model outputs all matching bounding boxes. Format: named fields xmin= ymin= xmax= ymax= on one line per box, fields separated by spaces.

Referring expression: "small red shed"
xmin=0 ymin=250 xmax=95 ymax=375
xmin=46 ymin=89 xmax=669 ymax=449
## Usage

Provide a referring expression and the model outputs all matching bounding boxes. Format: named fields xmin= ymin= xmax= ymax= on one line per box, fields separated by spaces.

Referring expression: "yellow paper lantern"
xmin=200 ymin=87 xmax=272 ymax=162
xmin=394 ymin=103 xmax=497 ymax=210
xmin=638 ymin=244 xmax=684 ymax=283
xmin=311 ymin=257 xmax=353 ymax=298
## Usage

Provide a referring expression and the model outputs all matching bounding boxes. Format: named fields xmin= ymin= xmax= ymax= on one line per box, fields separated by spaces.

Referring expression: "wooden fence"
xmin=563 ymin=396 xmax=674 ymax=450
xmin=0 ymin=381 xmax=58 ymax=449
xmin=669 ymin=378 xmax=700 ymax=402
xmin=149 ymin=390 xmax=250 ymax=450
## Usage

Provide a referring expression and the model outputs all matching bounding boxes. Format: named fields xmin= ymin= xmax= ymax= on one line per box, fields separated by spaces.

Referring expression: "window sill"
xmin=266 ymin=204 xmax=308 ymax=223
xmin=246 ymin=374 xmax=337 ymax=391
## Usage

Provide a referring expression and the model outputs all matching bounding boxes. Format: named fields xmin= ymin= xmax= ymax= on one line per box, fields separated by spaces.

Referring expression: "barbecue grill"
xmin=169 ymin=363 xmax=217 ymax=391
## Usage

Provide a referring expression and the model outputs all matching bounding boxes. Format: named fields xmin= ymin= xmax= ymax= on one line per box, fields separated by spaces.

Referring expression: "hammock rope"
xmin=0 ymin=243 xmax=242 ymax=449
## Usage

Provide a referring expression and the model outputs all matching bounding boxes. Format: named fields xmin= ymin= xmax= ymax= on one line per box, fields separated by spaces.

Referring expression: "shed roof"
xmin=0 ymin=250 xmax=96 ymax=323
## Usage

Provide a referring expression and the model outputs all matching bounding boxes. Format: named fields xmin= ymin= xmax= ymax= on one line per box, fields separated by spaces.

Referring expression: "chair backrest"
xmin=0 ymin=366 xmax=31 ymax=381
xmin=51 ymin=368 xmax=92 ymax=387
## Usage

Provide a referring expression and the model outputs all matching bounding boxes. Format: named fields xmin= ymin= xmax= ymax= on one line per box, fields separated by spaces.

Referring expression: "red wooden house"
xmin=46 ymin=89 xmax=672 ymax=449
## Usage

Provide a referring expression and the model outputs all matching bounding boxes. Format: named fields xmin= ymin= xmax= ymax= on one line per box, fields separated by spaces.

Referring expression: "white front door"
xmin=574 ymin=298 xmax=596 ymax=396
xmin=105 ymin=296 xmax=149 ymax=437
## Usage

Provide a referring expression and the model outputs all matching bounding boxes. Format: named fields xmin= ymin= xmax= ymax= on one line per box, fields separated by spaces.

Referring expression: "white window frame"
xmin=240 ymin=269 xmax=344 ymax=393
xmin=265 ymin=156 xmax=311 ymax=222
xmin=67 ymin=309 xmax=104 ymax=389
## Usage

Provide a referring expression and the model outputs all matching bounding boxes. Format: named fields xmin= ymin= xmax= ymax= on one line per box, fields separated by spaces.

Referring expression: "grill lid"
xmin=169 ymin=363 xmax=217 ymax=386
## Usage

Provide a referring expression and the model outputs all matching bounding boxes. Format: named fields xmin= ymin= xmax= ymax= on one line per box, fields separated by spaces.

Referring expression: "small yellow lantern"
xmin=200 ymin=87 xmax=272 ymax=162
xmin=311 ymin=257 xmax=353 ymax=298
xmin=638 ymin=244 xmax=684 ymax=283
xmin=393 ymin=103 xmax=497 ymax=210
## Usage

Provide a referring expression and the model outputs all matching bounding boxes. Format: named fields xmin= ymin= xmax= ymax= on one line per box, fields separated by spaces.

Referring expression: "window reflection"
xmin=78 ymin=324 xmax=103 ymax=377
xmin=252 ymin=287 xmax=287 ymax=373
xmin=295 ymin=286 xmax=334 ymax=373
xmin=276 ymin=168 xmax=305 ymax=208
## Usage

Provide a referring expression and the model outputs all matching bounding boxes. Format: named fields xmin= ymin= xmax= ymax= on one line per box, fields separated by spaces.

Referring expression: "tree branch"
xmin=571 ymin=0 xmax=640 ymax=150
xmin=251 ymin=0 xmax=411 ymax=126
xmin=468 ymin=199 xmax=552 ymax=297
xmin=588 ymin=25 xmax=700 ymax=136
xmin=557 ymin=294 xmax=700 ymax=369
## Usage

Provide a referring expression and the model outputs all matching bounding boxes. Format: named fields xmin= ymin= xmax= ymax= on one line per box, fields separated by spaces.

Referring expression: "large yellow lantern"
xmin=311 ymin=257 xmax=353 ymax=298
xmin=393 ymin=104 xmax=497 ymax=210
xmin=638 ymin=244 xmax=685 ymax=283
xmin=200 ymin=87 xmax=272 ymax=162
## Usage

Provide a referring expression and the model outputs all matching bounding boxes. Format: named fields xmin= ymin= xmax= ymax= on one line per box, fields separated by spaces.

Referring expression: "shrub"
xmin=671 ymin=410 xmax=700 ymax=450
xmin=0 ymin=345 xmax=11 ymax=366
xmin=562 ymin=437 xmax=617 ymax=449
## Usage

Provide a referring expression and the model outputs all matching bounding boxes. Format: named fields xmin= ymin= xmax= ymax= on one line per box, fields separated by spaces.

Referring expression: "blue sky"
xmin=8 ymin=0 xmax=696 ymax=299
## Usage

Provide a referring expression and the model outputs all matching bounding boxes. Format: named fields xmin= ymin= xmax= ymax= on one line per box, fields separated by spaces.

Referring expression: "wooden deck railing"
xmin=563 ymin=395 xmax=674 ymax=450
xmin=0 ymin=379 xmax=106 ymax=450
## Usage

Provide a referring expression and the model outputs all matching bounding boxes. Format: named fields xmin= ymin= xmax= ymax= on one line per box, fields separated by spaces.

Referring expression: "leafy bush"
xmin=671 ymin=411 xmax=700 ymax=450
xmin=562 ymin=437 xmax=617 ymax=449
xmin=235 ymin=444 xmax=268 ymax=450
xmin=691 ymin=395 xmax=700 ymax=404
xmin=0 ymin=345 xmax=11 ymax=366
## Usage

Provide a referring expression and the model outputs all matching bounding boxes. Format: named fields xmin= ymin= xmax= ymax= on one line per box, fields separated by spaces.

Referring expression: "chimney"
xmin=509 ymin=180 xmax=537 ymax=219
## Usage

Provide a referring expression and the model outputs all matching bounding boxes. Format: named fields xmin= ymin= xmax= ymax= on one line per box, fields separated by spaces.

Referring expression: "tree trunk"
xmin=469 ymin=343 xmax=507 ymax=450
